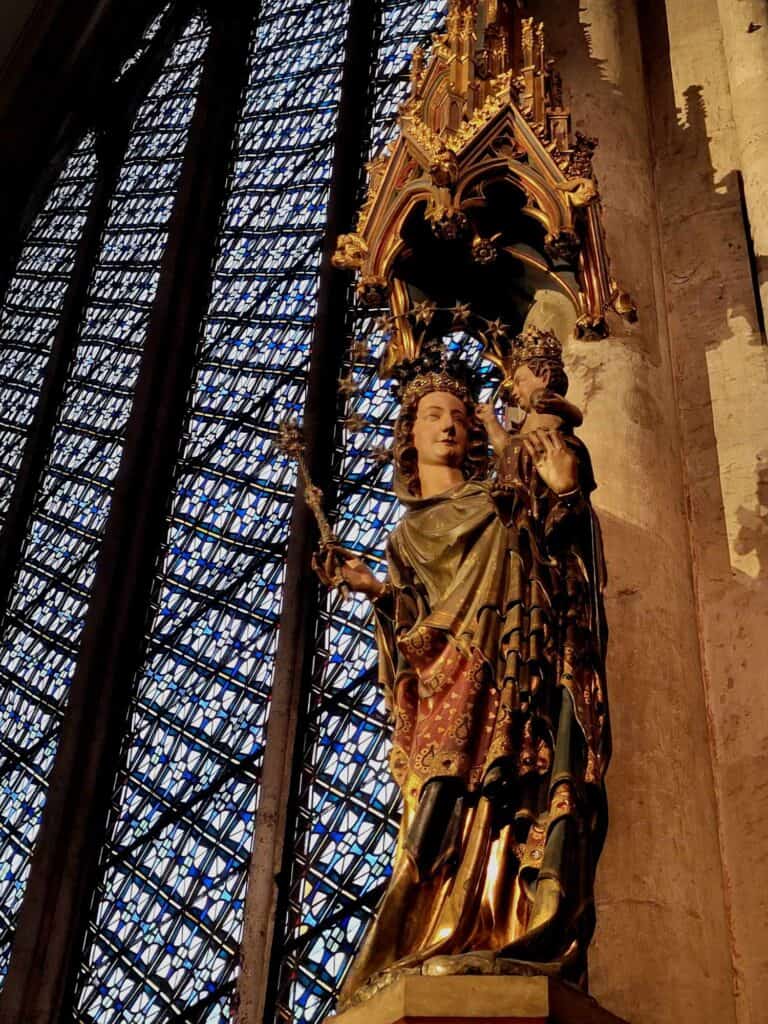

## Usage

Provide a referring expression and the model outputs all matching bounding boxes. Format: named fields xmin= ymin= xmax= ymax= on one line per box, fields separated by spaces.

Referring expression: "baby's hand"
xmin=476 ymin=403 xmax=510 ymax=455
xmin=475 ymin=403 xmax=500 ymax=430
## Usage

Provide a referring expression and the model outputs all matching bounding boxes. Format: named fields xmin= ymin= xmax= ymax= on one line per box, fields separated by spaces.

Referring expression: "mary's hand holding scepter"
xmin=276 ymin=419 xmax=384 ymax=601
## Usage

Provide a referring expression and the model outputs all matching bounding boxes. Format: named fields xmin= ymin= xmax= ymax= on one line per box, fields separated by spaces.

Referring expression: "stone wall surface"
xmin=641 ymin=1 xmax=768 ymax=1022
xmin=530 ymin=1 xmax=743 ymax=1021
xmin=715 ymin=0 xmax=768 ymax=324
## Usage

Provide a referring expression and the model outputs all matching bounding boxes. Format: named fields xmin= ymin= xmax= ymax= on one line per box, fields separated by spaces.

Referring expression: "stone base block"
xmin=327 ymin=975 xmax=629 ymax=1024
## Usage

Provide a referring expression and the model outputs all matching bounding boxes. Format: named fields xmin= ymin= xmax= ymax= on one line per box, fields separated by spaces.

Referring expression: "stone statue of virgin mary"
xmin=316 ymin=331 xmax=610 ymax=1010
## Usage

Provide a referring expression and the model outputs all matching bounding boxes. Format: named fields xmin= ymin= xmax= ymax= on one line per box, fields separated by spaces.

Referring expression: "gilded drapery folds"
xmin=339 ymin=432 xmax=610 ymax=1007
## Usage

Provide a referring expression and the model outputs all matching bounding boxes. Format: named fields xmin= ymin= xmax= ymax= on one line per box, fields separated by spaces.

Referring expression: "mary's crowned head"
xmin=390 ymin=345 xmax=488 ymax=497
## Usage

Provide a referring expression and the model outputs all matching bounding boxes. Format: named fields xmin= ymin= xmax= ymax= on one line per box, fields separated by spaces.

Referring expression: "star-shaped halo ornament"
xmin=485 ymin=318 xmax=507 ymax=342
xmin=338 ymin=375 xmax=359 ymax=396
xmin=344 ymin=412 xmax=368 ymax=433
xmin=411 ymin=300 xmax=436 ymax=327
xmin=351 ymin=338 xmax=370 ymax=361
xmin=371 ymin=444 xmax=393 ymax=465
xmin=451 ymin=302 xmax=472 ymax=328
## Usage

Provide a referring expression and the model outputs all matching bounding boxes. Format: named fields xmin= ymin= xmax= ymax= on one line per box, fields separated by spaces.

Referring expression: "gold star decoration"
xmin=344 ymin=412 xmax=368 ymax=433
xmin=485 ymin=318 xmax=507 ymax=342
xmin=451 ymin=302 xmax=472 ymax=328
xmin=411 ymin=300 xmax=436 ymax=326
xmin=337 ymin=375 xmax=358 ymax=396
xmin=370 ymin=444 xmax=393 ymax=465
xmin=351 ymin=338 xmax=370 ymax=360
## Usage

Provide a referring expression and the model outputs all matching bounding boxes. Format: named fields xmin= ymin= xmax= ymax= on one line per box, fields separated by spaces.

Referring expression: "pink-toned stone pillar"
xmin=643 ymin=1 xmax=768 ymax=1022
xmin=528 ymin=1 xmax=739 ymax=1021
xmin=715 ymin=0 xmax=768 ymax=326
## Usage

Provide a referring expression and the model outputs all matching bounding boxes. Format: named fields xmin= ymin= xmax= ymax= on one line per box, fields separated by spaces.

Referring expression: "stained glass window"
xmin=273 ymin=5 xmax=452 ymax=1023
xmin=274 ymin=327 xmax=497 ymax=1024
xmin=0 ymin=15 xmax=209 ymax=983
xmin=0 ymin=2 xmax=484 ymax=1020
xmin=0 ymin=134 xmax=98 ymax=527
xmin=72 ymin=2 xmax=354 ymax=1020
xmin=115 ymin=4 xmax=173 ymax=81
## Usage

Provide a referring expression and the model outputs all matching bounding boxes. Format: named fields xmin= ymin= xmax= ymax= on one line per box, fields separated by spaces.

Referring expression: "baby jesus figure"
xmin=477 ymin=346 xmax=584 ymax=496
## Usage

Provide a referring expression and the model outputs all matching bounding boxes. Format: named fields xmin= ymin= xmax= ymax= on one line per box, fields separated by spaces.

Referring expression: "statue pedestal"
xmin=327 ymin=975 xmax=629 ymax=1024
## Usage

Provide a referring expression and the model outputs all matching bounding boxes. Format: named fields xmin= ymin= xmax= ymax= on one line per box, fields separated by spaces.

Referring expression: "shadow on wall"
xmin=735 ymin=449 xmax=768 ymax=577
xmin=637 ymin=3 xmax=768 ymax=1019
xmin=638 ymin=0 xmax=768 ymax=585
xmin=521 ymin=2 xmax=768 ymax=1020
xmin=529 ymin=0 xmax=767 ymax=584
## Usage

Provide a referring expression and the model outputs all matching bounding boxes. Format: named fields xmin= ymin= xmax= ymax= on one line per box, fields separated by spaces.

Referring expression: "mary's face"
xmin=412 ymin=391 xmax=469 ymax=468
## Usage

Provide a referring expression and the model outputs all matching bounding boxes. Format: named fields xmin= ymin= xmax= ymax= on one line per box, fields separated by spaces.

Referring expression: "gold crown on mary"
xmin=400 ymin=370 xmax=473 ymax=407
xmin=391 ymin=345 xmax=476 ymax=408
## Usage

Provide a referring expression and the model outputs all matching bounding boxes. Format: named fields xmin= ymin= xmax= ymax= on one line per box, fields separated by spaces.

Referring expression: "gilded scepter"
xmin=275 ymin=419 xmax=350 ymax=599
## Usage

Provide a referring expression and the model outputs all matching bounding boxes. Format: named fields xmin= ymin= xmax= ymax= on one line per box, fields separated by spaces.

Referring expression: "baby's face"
xmin=510 ymin=364 xmax=549 ymax=411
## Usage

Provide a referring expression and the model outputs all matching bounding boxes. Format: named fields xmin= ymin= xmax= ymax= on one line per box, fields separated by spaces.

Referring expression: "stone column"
xmin=527 ymin=1 xmax=738 ymax=1022
xmin=642 ymin=1 xmax=768 ymax=1022
xmin=715 ymin=0 xmax=768 ymax=325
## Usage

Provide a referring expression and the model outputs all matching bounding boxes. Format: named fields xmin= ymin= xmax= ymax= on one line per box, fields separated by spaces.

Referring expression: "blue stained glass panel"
xmin=0 ymin=135 xmax=98 ymax=527
xmin=280 ymin=329 xmax=496 ymax=1023
xmin=0 ymin=17 xmax=209 ymax=983
xmin=73 ymin=2 xmax=353 ymax=1020
xmin=274 ymin=324 xmax=401 ymax=1024
xmin=200 ymin=994 xmax=235 ymax=1024
xmin=275 ymin=5 xmax=457 ymax=1023
xmin=115 ymin=4 xmax=173 ymax=81
xmin=370 ymin=0 xmax=447 ymax=152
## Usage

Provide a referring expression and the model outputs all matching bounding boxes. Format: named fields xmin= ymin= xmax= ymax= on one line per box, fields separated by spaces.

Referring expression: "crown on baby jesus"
xmin=390 ymin=342 xmax=478 ymax=408
xmin=508 ymin=325 xmax=564 ymax=371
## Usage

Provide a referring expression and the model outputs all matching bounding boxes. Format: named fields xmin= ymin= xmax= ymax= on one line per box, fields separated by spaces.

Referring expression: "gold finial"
xmin=410 ymin=45 xmax=425 ymax=98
